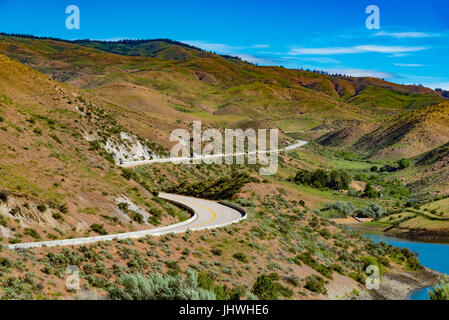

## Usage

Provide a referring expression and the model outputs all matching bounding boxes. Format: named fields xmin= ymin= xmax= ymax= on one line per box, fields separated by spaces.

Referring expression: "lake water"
xmin=364 ymin=233 xmax=449 ymax=300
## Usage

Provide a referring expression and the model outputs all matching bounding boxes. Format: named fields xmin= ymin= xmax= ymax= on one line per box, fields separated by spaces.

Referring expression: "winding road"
xmin=4 ymin=140 xmax=308 ymax=250
xmin=120 ymin=140 xmax=308 ymax=168
xmin=4 ymin=193 xmax=246 ymax=250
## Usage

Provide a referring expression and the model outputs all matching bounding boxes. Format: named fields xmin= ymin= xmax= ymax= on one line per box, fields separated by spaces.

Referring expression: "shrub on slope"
xmin=107 ymin=269 xmax=216 ymax=300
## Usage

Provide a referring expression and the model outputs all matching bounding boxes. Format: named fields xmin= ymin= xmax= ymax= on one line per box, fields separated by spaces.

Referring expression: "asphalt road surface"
xmin=4 ymin=140 xmax=309 ymax=249
xmin=121 ymin=140 xmax=308 ymax=168
xmin=4 ymin=193 xmax=246 ymax=250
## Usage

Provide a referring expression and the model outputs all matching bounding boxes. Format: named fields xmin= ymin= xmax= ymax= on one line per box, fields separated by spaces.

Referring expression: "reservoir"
xmin=364 ymin=233 xmax=449 ymax=300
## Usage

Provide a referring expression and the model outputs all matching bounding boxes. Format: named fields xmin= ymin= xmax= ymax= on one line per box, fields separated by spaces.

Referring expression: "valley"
xmin=0 ymin=33 xmax=448 ymax=300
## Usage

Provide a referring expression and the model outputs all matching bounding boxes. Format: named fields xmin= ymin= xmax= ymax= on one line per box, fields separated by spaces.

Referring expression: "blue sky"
xmin=0 ymin=0 xmax=448 ymax=89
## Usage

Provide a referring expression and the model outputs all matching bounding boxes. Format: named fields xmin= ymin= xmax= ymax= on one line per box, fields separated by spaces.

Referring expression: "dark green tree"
xmin=252 ymin=274 xmax=277 ymax=300
xmin=363 ymin=182 xmax=379 ymax=198
xmin=398 ymin=159 xmax=411 ymax=169
xmin=294 ymin=169 xmax=312 ymax=185
xmin=311 ymin=169 xmax=328 ymax=189
xmin=328 ymin=169 xmax=350 ymax=190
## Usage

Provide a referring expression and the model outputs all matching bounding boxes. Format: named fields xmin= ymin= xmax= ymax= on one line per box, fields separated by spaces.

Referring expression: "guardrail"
xmin=217 ymin=201 xmax=247 ymax=218
xmin=187 ymin=200 xmax=247 ymax=232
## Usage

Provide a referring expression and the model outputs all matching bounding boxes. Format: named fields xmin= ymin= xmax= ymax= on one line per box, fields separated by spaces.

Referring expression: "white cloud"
xmin=183 ymin=41 xmax=240 ymax=52
xmin=288 ymin=45 xmax=427 ymax=55
xmin=289 ymin=47 xmax=359 ymax=55
xmin=299 ymin=57 xmax=341 ymax=64
xmin=182 ymin=40 xmax=273 ymax=64
xmin=357 ymin=45 xmax=427 ymax=53
xmin=424 ymin=82 xmax=449 ymax=90
xmin=232 ymin=53 xmax=273 ymax=65
xmin=252 ymin=44 xmax=270 ymax=48
xmin=183 ymin=41 xmax=269 ymax=52
xmin=394 ymin=63 xmax=427 ymax=67
xmin=258 ymin=51 xmax=283 ymax=55
xmin=375 ymin=31 xmax=440 ymax=38
xmin=389 ymin=53 xmax=409 ymax=58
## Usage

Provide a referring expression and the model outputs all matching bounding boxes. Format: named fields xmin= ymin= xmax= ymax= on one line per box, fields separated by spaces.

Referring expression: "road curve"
xmin=3 ymin=193 xmax=246 ymax=250
xmin=120 ymin=140 xmax=308 ymax=168
xmin=4 ymin=141 xmax=308 ymax=250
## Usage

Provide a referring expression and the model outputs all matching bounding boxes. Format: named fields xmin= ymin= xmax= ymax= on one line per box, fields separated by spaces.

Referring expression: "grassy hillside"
xmin=403 ymin=142 xmax=449 ymax=195
xmin=343 ymin=85 xmax=445 ymax=115
xmin=0 ymin=35 xmax=368 ymax=140
xmin=1 ymin=34 xmax=445 ymax=137
xmin=72 ymin=39 xmax=207 ymax=60
xmin=349 ymin=102 xmax=449 ymax=160
xmin=0 ymin=54 xmax=185 ymax=244
xmin=0 ymin=34 xmax=446 ymax=300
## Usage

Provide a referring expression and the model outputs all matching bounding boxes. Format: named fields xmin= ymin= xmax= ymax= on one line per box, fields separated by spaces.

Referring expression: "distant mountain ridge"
xmin=0 ymin=32 xmax=244 ymax=61
xmin=0 ymin=32 xmax=447 ymax=163
xmin=1 ymin=32 xmax=447 ymax=95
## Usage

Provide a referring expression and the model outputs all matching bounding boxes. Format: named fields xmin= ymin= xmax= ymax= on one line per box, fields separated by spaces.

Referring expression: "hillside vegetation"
xmin=0 ymin=34 xmax=448 ymax=300
xmin=0 ymin=34 xmax=445 ymax=135
xmin=0 ymin=54 xmax=182 ymax=244
xmin=350 ymin=102 xmax=449 ymax=159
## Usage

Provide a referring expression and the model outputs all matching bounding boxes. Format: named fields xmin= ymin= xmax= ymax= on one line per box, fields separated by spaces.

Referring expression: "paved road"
xmin=4 ymin=193 xmax=246 ymax=250
xmin=4 ymin=140 xmax=308 ymax=250
xmin=120 ymin=140 xmax=308 ymax=168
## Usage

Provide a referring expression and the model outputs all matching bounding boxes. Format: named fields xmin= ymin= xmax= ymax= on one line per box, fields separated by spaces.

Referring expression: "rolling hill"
xmin=0 ymin=53 xmax=186 ymax=244
xmin=0 ymin=33 xmax=447 ymax=300
xmin=349 ymin=102 xmax=449 ymax=160
xmin=0 ymin=48 xmax=386 ymax=301
xmin=0 ymin=34 xmax=446 ymax=134
xmin=406 ymin=142 xmax=449 ymax=195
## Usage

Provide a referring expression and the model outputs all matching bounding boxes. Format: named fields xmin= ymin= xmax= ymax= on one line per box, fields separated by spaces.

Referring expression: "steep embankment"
xmin=404 ymin=142 xmax=449 ymax=195
xmin=0 ymin=54 xmax=183 ymax=245
xmin=349 ymin=102 xmax=449 ymax=160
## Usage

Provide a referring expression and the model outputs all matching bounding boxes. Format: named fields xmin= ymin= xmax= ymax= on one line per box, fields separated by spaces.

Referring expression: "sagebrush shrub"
xmin=323 ymin=201 xmax=355 ymax=218
xmin=430 ymin=276 xmax=449 ymax=300
xmin=107 ymin=269 xmax=216 ymax=300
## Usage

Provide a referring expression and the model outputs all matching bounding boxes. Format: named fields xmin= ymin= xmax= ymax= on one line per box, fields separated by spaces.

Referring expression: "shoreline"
xmin=387 ymin=229 xmax=449 ymax=243
xmin=356 ymin=268 xmax=441 ymax=300
xmin=345 ymin=221 xmax=449 ymax=243
xmin=340 ymin=221 xmax=445 ymax=300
